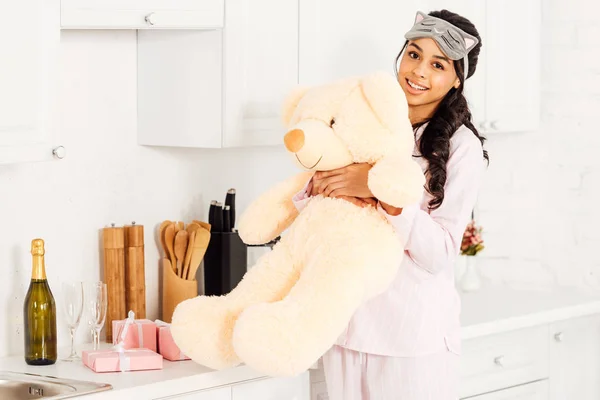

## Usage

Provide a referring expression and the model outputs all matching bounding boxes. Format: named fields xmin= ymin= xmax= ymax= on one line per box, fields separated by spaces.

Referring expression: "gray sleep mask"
xmin=404 ymin=11 xmax=479 ymax=79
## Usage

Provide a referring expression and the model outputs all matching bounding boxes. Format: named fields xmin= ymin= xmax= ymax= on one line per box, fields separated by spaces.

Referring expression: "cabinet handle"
xmin=479 ymin=121 xmax=489 ymax=131
xmin=145 ymin=12 xmax=156 ymax=26
xmin=494 ymin=356 xmax=504 ymax=367
xmin=491 ymin=120 xmax=498 ymax=130
xmin=554 ymin=332 xmax=564 ymax=342
xmin=52 ymin=146 xmax=66 ymax=160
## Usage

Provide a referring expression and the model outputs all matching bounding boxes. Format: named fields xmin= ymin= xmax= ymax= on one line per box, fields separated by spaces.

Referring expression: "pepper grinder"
xmin=124 ymin=221 xmax=146 ymax=319
xmin=102 ymin=223 xmax=126 ymax=342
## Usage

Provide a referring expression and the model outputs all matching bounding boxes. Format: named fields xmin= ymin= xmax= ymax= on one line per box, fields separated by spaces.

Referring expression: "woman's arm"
xmin=378 ymin=134 xmax=486 ymax=275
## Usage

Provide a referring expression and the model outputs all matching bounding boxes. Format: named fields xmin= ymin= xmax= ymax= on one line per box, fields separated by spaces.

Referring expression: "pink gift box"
xmin=82 ymin=348 xmax=163 ymax=373
xmin=112 ymin=318 xmax=157 ymax=352
xmin=155 ymin=320 xmax=190 ymax=361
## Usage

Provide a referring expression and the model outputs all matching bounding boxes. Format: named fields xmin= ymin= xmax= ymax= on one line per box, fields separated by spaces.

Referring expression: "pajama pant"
xmin=322 ymin=345 xmax=459 ymax=400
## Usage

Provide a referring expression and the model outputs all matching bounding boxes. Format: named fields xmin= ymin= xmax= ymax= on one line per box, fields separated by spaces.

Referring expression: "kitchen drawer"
xmin=463 ymin=379 xmax=548 ymax=400
xmin=61 ymin=0 xmax=224 ymax=29
xmin=460 ymin=326 xmax=549 ymax=398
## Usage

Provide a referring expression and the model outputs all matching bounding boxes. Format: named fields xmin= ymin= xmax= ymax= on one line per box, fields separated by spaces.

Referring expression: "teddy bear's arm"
xmin=238 ymin=171 xmax=314 ymax=245
xmin=368 ymin=155 xmax=426 ymax=209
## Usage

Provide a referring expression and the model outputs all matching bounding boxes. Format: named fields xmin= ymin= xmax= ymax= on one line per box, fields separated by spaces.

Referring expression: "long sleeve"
xmin=378 ymin=128 xmax=486 ymax=276
xmin=291 ymin=177 xmax=313 ymax=212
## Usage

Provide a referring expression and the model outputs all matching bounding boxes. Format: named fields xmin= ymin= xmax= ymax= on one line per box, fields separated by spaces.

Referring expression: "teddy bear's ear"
xmin=359 ymin=72 xmax=409 ymax=133
xmin=281 ymin=86 xmax=310 ymax=127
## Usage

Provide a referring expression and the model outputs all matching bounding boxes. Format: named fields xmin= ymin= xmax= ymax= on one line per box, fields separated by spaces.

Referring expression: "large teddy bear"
xmin=171 ymin=72 xmax=425 ymax=377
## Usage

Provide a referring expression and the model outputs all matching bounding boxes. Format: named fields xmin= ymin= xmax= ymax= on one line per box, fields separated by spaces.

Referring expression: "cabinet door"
xmin=417 ymin=1 xmax=487 ymax=132
xmin=549 ymin=314 xmax=600 ymax=400
xmin=0 ymin=0 xmax=60 ymax=164
xmin=484 ymin=0 xmax=541 ymax=133
xmin=222 ymin=0 xmax=298 ymax=148
xmin=231 ymin=373 xmax=310 ymax=400
xmin=299 ymin=0 xmax=420 ymax=86
xmin=463 ymin=380 xmax=548 ymax=400
xmin=60 ymin=0 xmax=224 ymax=30
xmin=157 ymin=386 xmax=231 ymax=400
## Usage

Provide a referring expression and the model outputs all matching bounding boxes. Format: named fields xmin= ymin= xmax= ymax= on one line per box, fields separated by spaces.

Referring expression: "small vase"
xmin=459 ymin=256 xmax=481 ymax=292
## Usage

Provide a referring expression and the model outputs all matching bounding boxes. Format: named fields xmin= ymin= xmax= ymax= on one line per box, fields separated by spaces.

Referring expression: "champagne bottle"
xmin=23 ymin=238 xmax=57 ymax=365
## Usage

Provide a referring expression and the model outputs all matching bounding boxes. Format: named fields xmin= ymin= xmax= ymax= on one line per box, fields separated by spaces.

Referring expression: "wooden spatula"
xmin=187 ymin=227 xmax=211 ymax=280
xmin=164 ymin=223 xmax=177 ymax=274
xmin=159 ymin=220 xmax=172 ymax=258
xmin=193 ymin=220 xmax=212 ymax=232
xmin=174 ymin=230 xmax=189 ymax=278
xmin=182 ymin=230 xmax=196 ymax=281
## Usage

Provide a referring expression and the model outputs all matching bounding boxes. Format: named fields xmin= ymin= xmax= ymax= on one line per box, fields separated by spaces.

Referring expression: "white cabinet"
xmin=419 ymin=0 xmax=541 ymax=134
xmin=159 ymin=386 xmax=231 ymax=400
xmin=299 ymin=0 xmax=420 ymax=86
xmin=549 ymin=314 xmax=600 ymax=400
xmin=221 ymin=0 xmax=298 ymax=147
xmin=60 ymin=0 xmax=224 ymax=30
xmin=232 ymin=373 xmax=310 ymax=400
xmin=137 ymin=0 xmax=298 ymax=148
xmin=465 ymin=380 xmax=548 ymax=400
xmin=0 ymin=0 xmax=61 ymax=164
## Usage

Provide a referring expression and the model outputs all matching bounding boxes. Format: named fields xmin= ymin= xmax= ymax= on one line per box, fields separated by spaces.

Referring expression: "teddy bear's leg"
xmin=232 ymin=237 xmax=402 ymax=376
xmin=170 ymin=239 xmax=302 ymax=371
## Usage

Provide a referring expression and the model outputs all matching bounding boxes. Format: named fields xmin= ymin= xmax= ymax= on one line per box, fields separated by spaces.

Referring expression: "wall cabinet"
xmin=0 ymin=0 xmax=61 ymax=164
xmin=60 ymin=0 xmax=224 ymax=30
xmin=137 ymin=0 xmax=298 ymax=149
xmin=419 ymin=0 xmax=541 ymax=134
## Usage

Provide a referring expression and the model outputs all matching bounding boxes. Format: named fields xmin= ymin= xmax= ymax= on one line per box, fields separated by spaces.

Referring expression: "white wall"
xmin=0 ymin=30 xmax=296 ymax=357
xmin=476 ymin=0 xmax=600 ymax=291
xmin=1 ymin=0 xmax=599 ymax=358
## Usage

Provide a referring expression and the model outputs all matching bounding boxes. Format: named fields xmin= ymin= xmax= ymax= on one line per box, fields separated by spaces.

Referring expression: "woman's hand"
xmin=308 ymin=163 xmax=374 ymax=198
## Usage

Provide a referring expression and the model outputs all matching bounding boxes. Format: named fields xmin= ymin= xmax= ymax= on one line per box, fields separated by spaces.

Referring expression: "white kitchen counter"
xmin=2 ymin=285 xmax=600 ymax=399
xmin=460 ymin=285 xmax=600 ymax=340
xmin=0 ymin=350 xmax=268 ymax=399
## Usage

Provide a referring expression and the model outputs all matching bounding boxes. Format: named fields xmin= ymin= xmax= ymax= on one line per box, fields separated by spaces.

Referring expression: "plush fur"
xmin=171 ymin=72 xmax=425 ymax=376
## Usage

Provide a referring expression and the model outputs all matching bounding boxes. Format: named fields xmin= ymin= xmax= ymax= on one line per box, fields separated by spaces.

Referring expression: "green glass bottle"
xmin=23 ymin=238 xmax=57 ymax=365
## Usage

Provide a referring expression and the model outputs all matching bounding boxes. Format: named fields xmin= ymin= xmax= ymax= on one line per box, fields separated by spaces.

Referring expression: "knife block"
xmin=203 ymin=232 xmax=247 ymax=296
xmin=162 ymin=258 xmax=198 ymax=323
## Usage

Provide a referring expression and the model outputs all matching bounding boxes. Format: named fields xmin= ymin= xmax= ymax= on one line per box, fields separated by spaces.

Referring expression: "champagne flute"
xmin=87 ymin=282 xmax=108 ymax=351
xmin=61 ymin=281 xmax=83 ymax=361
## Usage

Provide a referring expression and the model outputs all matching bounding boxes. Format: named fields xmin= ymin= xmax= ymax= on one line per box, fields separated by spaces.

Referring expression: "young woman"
xmin=294 ymin=9 xmax=489 ymax=400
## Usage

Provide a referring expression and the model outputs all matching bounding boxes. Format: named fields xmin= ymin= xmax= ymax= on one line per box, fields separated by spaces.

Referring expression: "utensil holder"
xmin=203 ymin=232 xmax=247 ymax=296
xmin=162 ymin=258 xmax=198 ymax=323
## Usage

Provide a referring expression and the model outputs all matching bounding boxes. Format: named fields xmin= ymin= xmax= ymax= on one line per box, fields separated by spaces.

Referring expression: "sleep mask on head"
xmin=404 ymin=11 xmax=479 ymax=79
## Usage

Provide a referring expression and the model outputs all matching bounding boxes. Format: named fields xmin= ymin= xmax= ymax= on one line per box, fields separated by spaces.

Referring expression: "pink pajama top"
xmin=292 ymin=123 xmax=486 ymax=357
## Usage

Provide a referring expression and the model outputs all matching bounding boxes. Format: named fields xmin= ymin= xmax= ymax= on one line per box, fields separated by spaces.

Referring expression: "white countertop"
xmin=460 ymin=285 xmax=600 ymax=339
xmin=2 ymin=285 xmax=600 ymax=399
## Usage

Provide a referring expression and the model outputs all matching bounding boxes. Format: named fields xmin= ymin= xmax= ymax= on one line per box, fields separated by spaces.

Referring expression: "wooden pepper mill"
xmin=102 ymin=224 xmax=126 ymax=343
xmin=124 ymin=221 xmax=146 ymax=319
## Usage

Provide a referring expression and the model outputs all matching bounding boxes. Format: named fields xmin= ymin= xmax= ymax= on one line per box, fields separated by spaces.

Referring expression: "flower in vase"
xmin=460 ymin=220 xmax=485 ymax=256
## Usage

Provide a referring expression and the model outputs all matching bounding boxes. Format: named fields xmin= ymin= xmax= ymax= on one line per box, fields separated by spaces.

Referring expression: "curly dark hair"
xmin=395 ymin=9 xmax=489 ymax=211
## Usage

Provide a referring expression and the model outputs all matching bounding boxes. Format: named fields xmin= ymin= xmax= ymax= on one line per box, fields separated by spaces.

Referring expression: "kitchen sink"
xmin=0 ymin=371 xmax=112 ymax=399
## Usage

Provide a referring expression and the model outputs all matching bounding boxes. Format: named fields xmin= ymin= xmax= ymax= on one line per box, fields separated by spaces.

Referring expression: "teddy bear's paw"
xmin=170 ymin=295 xmax=242 ymax=370
xmin=232 ymin=302 xmax=323 ymax=377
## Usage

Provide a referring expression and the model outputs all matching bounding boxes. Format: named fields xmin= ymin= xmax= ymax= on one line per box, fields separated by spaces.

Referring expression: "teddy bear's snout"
xmin=284 ymin=129 xmax=305 ymax=153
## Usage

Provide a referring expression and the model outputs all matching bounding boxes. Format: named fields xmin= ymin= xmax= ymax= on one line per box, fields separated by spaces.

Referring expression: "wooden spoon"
xmin=182 ymin=230 xmax=196 ymax=280
xmin=174 ymin=230 xmax=189 ymax=277
xmin=159 ymin=220 xmax=172 ymax=258
xmin=164 ymin=223 xmax=177 ymax=274
xmin=186 ymin=222 xmax=201 ymax=236
xmin=187 ymin=228 xmax=211 ymax=280
xmin=193 ymin=220 xmax=212 ymax=232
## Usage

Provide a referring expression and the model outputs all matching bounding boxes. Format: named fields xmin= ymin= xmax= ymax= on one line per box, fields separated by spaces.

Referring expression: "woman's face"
xmin=397 ymin=38 xmax=460 ymax=112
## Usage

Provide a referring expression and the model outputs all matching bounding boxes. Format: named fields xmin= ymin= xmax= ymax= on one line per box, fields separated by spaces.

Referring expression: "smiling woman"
xmin=297 ymin=9 xmax=490 ymax=400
